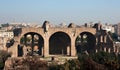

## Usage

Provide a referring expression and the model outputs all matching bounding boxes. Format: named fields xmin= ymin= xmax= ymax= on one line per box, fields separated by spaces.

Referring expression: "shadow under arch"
xmin=18 ymin=32 xmax=44 ymax=56
xmin=75 ymin=31 xmax=96 ymax=54
xmin=49 ymin=31 xmax=71 ymax=56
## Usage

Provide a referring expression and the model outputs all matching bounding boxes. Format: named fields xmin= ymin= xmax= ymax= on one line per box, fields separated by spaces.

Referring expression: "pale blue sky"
xmin=0 ymin=0 xmax=120 ymax=24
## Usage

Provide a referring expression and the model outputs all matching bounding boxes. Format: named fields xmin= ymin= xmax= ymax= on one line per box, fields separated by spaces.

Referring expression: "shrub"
xmin=49 ymin=64 xmax=63 ymax=70
xmin=0 ymin=50 xmax=11 ymax=69
xmin=22 ymin=56 xmax=48 ymax=70
xmin=5 ymin=56 xmax=48 ymax=70
xmin=63 ymin=59 xmax=80 ymax=70
xmin=105 ymin=60 xmax=120 ymax=70
xmin=90 ymin=51 xmax=117 ymax=64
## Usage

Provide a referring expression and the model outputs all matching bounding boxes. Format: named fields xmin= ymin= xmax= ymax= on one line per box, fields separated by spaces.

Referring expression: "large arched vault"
xmin=10 ymin=27 xmax=97 ymax=57
xmin=75 ymin=32 xmax=96 ymax=54
xmin=18 ymin=32 xmax=44 ymax=56
xmin=49 ymin=31 xmax=71 ymax=55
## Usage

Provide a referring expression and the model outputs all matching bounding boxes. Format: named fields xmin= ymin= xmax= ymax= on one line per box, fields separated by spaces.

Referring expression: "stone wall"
xmin=9 ymin=27 xmax=96 ymax=57
xmin=4 ymin=57 xmax=48 ymax=70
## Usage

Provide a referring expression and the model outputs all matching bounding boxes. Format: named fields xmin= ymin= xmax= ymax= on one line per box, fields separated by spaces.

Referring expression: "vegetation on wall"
xmin=48 ymin=51 xmax=120 ymax=70
xmin=2 ymin=51 xmax=120 ymax=70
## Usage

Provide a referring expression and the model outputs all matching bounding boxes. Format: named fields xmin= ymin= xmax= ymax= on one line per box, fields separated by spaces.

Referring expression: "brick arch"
xmin=49 ymin=31 xmax=71 ymax=40
xmin=20 ymin=28 xmax=45 ymax=40
xmin=20 ymin=31 xmax=45 ymax=41
xmin=49 ymin=31 xmax=71 ymax=43
xmin=12 ymin=27 xmax=97 ymax=57
xmin=75 ymin=31 xmax=96 ymax=54
xmin=19 ymin=32 xmax=44 ymax=56
xmin=79 ymin=31 xmax=95 ymax=36
xmin=22 ymin=32 xmax=43 ymax=37
xmin=49 ymin=31 xmax=71 ymax=55
xmin=79 ymin=31 xmax=96 ymax=37
xmin=20 ymin=32 xmax=45 ymax=48
xmin=76 ymin=28 xmax=96 ymax=37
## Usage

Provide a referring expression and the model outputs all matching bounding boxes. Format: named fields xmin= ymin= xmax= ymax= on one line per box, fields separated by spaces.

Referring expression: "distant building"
xmin=117 ymin=23 xmax=120 ymax=36
xmin=0 ymin=37 xmax=4 ymax=50
xmin=101 ymin=24 xmax=114 ymax=33
xmin=0 ymin=29 xmax=14 ymax=50
xmin=84 ymin=22 xmax=94 ymax=28
xmin=112 ymin=24 xmax=118 ymax=34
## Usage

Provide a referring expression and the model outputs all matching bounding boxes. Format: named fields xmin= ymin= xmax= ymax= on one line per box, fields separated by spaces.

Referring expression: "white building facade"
xmin=102 ymin=24 xmax=115 ymax=33
xmin=0 ymin=30 xmax=14 ymax=50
